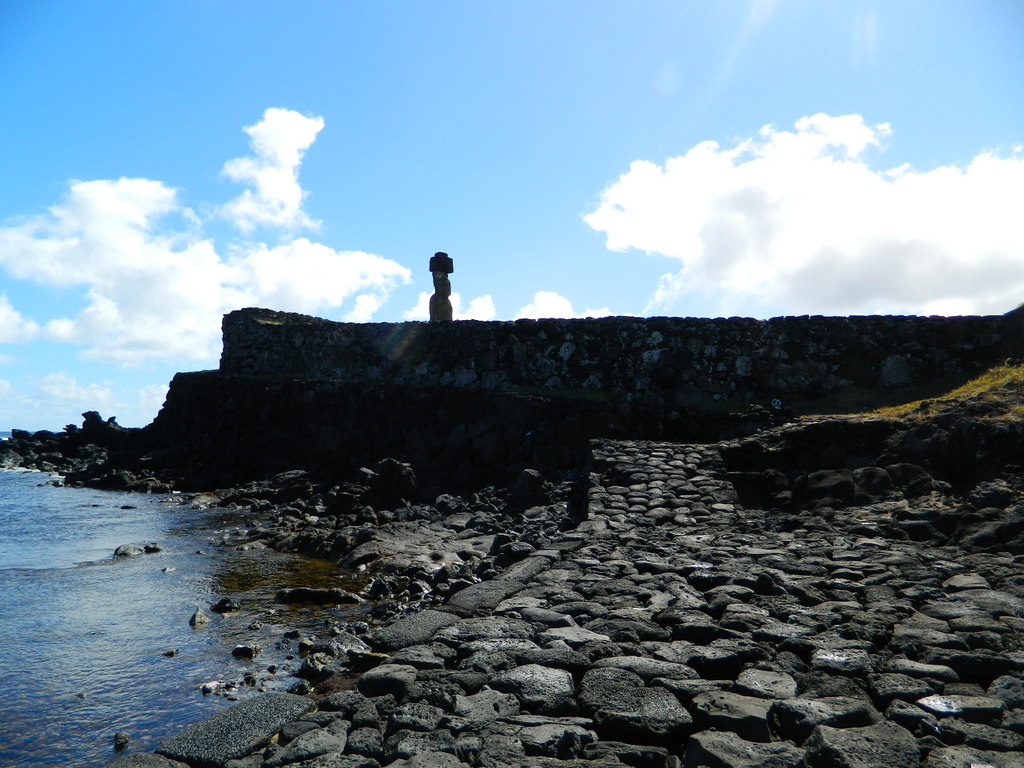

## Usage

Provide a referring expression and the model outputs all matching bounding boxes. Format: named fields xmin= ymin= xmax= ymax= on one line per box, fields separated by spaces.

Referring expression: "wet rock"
xmin=114 ymin=544 xmax=144 ymax=558
xmin=230 ymin=644 xmax=262 ymax=660
xmin=275 ymin=587 xmax=364 ymax=605
xmin=189 ymin=608 xmax=210 ymax=628
xmin=210 ymin=597 xmax=241 ymax=613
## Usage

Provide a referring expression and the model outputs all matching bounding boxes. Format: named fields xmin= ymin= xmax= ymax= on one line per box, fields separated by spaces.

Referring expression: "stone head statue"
xmin=429 ymin=251 xmax=454 ymax=322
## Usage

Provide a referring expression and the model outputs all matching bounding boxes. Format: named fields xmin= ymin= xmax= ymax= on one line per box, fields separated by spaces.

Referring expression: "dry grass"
xmin=868 ymin=362 xmax=1024 ymax=421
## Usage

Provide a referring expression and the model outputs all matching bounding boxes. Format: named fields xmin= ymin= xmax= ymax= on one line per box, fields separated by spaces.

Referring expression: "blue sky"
xmin=1 ymin=0 xmax=1023 ymax=430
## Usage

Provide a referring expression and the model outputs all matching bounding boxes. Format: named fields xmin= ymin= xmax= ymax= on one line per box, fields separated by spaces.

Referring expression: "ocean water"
xmin=0 ymin=467 xmax=364 ymax=768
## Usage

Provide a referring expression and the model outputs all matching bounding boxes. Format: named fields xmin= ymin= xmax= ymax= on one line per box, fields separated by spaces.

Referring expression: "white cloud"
xmin=585 ymin=114 xmax=1024 ymax=317
xmin=0 ymin=110 xmax=411 ymax=366
xmin=0 ymin=375 xmax=167 ymax=429
xmin=461 ymin=295 xmax=497 ymax=320
xmin=515 ymin=291 xmax=612 ymax=320
xmin=218 ymin=108 xmax=325 ymax=232
xmin=230 ymin=238 xmax=410 ymax=316
xmin=403 ymin=292 xmax=497 ymax=321
xmin=0 ymin=295 xmax=40 ymax=342
xmin=137 ymin=383 xmax=169 ymax=414
xmin=37 ymin=372 xmax=116 ymax=408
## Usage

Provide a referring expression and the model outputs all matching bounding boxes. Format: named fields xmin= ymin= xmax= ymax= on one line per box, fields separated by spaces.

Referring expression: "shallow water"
xmin=0 ymin=470 xmax=365 ymax=768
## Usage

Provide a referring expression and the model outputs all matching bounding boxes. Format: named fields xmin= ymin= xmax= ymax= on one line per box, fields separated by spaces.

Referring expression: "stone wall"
xmin=141 ymin=307 xmax=1017 ymax=489
xmin=220 ymin=308 xmax=1010 ymax=408
xmin=148 ymin=371 xmax=775 ymax=490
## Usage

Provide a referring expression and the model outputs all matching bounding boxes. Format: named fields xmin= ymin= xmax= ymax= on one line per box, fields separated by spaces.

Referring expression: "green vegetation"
xmin=867 ymin=361 xmax=1024 ymax=422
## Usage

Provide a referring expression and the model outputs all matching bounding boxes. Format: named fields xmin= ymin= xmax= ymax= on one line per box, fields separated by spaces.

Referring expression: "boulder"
xmin=768 ymin=696 xmax=882 ymax=744
xmin=155 ymin=693 xmax=314 ymax=768
xmin=683 ymin=730 xmax=804 ymax=768
xmin=490 ymin=664 xmax=576 ymax=713
xmin=690 ymin=691 xmax=773 ymax=743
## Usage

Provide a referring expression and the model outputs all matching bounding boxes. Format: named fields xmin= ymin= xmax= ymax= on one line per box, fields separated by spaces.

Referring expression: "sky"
xmin=1 ymin=0 xmax=1023 ymax=430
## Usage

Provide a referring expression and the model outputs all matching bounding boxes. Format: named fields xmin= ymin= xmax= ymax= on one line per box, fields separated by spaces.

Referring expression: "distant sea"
xmin=0 ymin=467 xmax=362 ymax=767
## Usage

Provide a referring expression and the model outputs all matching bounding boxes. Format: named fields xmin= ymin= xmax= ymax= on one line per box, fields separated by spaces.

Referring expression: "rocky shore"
xmin=5 ymin=371 xmax=1024 ymax=768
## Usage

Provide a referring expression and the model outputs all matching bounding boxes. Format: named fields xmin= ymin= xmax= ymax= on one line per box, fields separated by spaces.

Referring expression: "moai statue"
xmin=428 ymin=251 xmax=454 ymax=323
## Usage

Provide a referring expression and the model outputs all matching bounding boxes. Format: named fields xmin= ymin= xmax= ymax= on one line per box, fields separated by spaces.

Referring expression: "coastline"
xmin=5 ymin=385 xmax=1020 ymax=767
xmin=2 ymin=322 xmax=1023 ymax=766
xmin=97 ymin=427 xmax=1024 ymax=768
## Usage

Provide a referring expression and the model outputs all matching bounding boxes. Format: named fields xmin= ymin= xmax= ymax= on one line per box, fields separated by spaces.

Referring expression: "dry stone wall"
xmin=220 ymin=308 xmax=1009 ymax=408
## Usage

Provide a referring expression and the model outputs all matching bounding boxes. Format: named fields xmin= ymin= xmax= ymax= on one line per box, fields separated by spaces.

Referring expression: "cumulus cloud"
xmin=0 ymin=374 xmax=163 ymax=429
xmin=403 ymin=292 xmax=497 ymax=321
xmin=584 ymin=113 xmax=1024 ymax=317
xmin=37 ymin=372 xmax=116 ymax=409
xmin=515 ymin=291 xmax=612 ymax=320
xmin=0 ymin=110 xmax=411 ymax=366
xmin=218 ymin=108 xmax=325 ymax=232
xmin=0 ymin=295 xmax=40 ymax=343
xmin=136 ymin=383 xmax=169 ymax=416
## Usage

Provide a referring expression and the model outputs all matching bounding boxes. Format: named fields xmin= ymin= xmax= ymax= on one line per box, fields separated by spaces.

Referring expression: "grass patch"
xmin=867 ymin=362 xmax=1024 ymax=421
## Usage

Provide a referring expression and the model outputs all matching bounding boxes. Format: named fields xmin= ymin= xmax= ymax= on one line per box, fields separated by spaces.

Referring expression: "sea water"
xmin=0 ymin=466 xmax=362 ymax=767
